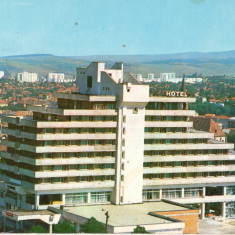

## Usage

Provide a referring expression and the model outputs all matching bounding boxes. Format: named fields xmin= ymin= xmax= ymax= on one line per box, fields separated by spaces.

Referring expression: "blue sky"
xmin=0 ymin=0 xmax=235 ymax=56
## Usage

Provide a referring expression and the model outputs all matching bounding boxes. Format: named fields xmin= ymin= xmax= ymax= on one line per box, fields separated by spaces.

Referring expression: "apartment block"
xmin=0 ymin=62 xmax=235 ymax=224
xmin=47 ymin=73 xmax=65 ymax=83
xmin=17 ymin=72 xmax=38 ymax=83
xmin=0 ymin=71 xmax=4 ymax=79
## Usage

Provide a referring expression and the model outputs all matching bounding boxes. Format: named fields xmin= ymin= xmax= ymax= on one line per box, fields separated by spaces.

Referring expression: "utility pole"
xmin=105 ymin=211 xmax=109 ymax=233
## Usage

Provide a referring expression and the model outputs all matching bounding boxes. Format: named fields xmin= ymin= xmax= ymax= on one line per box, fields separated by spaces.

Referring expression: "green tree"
xmin=80 ymin=217 xmax=107 ymax=233
xmin=227 ymin=132 xmax=235 ymax=150
xmin=132 ymin=225 xmax=149 ymax=233
xmin=53 ymin=220 xmax=76 ymax=233
xmin=27 ymin=225 xmax=48 ymax=233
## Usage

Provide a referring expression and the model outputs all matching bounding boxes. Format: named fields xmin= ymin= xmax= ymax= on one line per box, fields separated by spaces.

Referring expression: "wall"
xmin=156 ymin=209 xmax=199 ymax=234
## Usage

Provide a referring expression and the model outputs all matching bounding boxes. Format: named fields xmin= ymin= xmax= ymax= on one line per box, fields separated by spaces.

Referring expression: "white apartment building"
xmin=160 ymin=73 xmax=176 ymax=82
xmin=132 ymin=74 xmax=143 ymax=82
xmin=0 ymin=71 xmax=4 ymax=79
xmin=17 ymin=72 xmax=38 ymax=83
xmin=0 ymin=62 xmax=235 ymax=224
xmin=47 ymin=73 xmax=65 ymax=83
xmin=159 ymin=73 xmax=202 ymax=84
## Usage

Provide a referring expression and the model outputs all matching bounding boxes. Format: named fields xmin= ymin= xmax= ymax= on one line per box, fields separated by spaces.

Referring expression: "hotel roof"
xmin=60 ymin=201 xmax=192 ymax=227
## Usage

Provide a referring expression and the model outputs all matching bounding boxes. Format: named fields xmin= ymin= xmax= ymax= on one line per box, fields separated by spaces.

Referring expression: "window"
xmin=65 ymin=193 xmax=88 ymax=204
xmin=90 ymin=191 xmax=111 ymax=203
xmin=54 ymin=165 xmax=62 ymax=171
xmin=143 ymin=189 xmax=160 ymax=200
xmin=53 ymin=178 xmax=62 ymax=183
xmin=184 ymin=188 xmax=203 ymax=198
xmin=87 ymin=76 xmax=92 ymax=88
xmin=162 ymin=188 xmax=181 ymax=199
xmin=80 ymin=164 xmax=88 ymax=170
xmin=134 ymin=107 xmax=139 ymax=114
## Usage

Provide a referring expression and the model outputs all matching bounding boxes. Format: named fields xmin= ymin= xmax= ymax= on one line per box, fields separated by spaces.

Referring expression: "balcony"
xmin=143 ymin=176 xmax=235 ymax=186
xmin=27 ymin=105 xmax=117 ymax=116
xmin=19 ymin=144 xmax=116 ymax=153
xmin=19 ymin=156 xmax=115 ymax=166
xmin=149 ymin=96 xmax=196 ymax=103
xmin=0 ymin=163 xmax=18 ymax=173
xmin=145 ymin=110 xmax=196 ymax=116
xmin=144 ymin=132 xmax=213 ymax=139
xmin=143 ymin=165 xmax=235 ymax=174
xmin=144 ymin=143 xmax=234 ymax=151
xmin=145 ymin=121 xmax=193 ymax=128
xmin=19 ymin=168 xmax=115 ymax=178
xmin=20 ymin=133 xmax=116 ymax=141
xmin=22 ymin=180 xmax=115 ymax=191
xmin=144 ymin=153 xmax=235 ymax=162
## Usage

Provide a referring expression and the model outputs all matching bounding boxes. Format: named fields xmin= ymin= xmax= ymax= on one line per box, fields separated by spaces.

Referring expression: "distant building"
xmin=0 ymin=71 xmax=4 ymax=79
xmin=132 ymin=74 xmax=143 ymax=82
xmin=17 ymin=72 xmax=38 ymax=83
xmin=147 ymin=73 xmax=154 ymax=80
xmin=158 ymin=73 xmax=202 ymax=84
xmin=160 ymin=73 xmax=176 ymax=82
xmin=47 ymin=73 xmax=65 ymax=83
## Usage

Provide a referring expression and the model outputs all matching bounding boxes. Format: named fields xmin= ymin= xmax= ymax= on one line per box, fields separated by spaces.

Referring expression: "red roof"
xmin=190 ymin=116 xmax=226 ymax=137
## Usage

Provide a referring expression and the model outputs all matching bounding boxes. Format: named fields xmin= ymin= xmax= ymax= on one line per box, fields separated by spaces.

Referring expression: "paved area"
xmin=199 ymin=218 xmax=235 ymax=234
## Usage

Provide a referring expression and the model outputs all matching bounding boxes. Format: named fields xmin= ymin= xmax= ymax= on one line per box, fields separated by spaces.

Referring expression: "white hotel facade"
xmin=0 ymin=62 xmax=235 ymax=219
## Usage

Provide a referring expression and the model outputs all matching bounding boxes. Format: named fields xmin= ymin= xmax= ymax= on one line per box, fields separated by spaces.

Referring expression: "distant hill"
xmin=1 ymin=50 xmax=235 ymax=77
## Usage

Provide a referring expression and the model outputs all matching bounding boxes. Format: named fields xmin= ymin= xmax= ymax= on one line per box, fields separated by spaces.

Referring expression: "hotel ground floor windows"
xmin=64 ymin=191 xmax=111 ymax=205
xmin=65 ymin=193 xmax=88 ymax=204
xmin=184 ymin=188 xmax=203 ymax=197
xmin=142 ymin=189 xmax=160 ymax=200
xmin=90 ymin=191 xmax=111 ymax=203
xmin=162 ymin=188 xmax=181 ymax=199
xmin=226 ymin=202 xmax=235 ymax=218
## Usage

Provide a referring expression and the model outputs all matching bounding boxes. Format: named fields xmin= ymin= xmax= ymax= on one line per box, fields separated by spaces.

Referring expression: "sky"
xmin=1 ymin=0 xmax=235 ymax=56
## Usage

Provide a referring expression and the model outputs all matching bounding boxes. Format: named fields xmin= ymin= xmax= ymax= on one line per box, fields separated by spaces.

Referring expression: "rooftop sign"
xmin=166 ymin=91 xmax=188 ymax=97
xmin=154 ymin=90 xmax=190 ymax=97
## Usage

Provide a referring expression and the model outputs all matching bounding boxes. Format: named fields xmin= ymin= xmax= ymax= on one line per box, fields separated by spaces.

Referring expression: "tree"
xmin=27 ymin=225 xmax=48 ymax=233
xmin=53 ymin=220 xmax=76 ymax=233
xmin=80 ymin=217 xmax=107 ymax=233
xmin=227 ymin=132 xmax=235 ymax=150
xmin=132 ymin=225 xmax=149 ymax=233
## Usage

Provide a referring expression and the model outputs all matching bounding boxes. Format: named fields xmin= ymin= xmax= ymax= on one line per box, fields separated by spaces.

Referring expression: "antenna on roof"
xmin=181 ymin=73 xmax=185 ymax=92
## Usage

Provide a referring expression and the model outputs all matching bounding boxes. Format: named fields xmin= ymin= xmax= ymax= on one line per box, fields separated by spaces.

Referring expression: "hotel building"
xmin=0 ymin=62 xmax=235 ymax=222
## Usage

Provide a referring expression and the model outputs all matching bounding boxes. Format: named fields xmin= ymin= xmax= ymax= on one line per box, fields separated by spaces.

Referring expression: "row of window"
xmin=143 ymin=160 xmax=235 ymax=168
xmin=143 ymin=188 xmax=203 ymax=200
xmin=65 ymin=191 xmax=111 ymax=204
xmin=146 ymin=102 xmax=186 ymax=110
xmin=40 ymin=175 xmax=115 ymax=184
xmin=44 ymin=127 xmax=116 ymax=134
xmin=144 ymin=171 xmax=235 ymax=179
xmin=144 ymin=127 xmax=187 ymax=133
xmin=43 ymin=139 xmax=116 ymax=147
xmin=7 ymin=148 xmax=116 ymax=159
xmin=42 ymin=152 xmax=115 ymax=159
xmin=144 ymin=149 xmax=227 ymax=156
xmin=144 ymin=138 xmax=207 ymax=144
xmin=41 ymin=163 xmax=115 ymax=171
xmin=145 ymin=116 xmax=187 ymax=121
